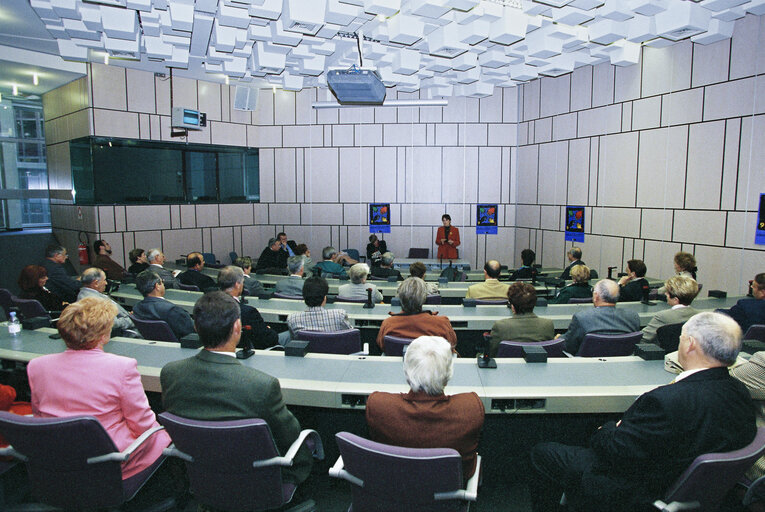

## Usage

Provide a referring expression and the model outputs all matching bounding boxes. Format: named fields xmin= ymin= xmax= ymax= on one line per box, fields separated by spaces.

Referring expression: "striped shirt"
xmin=287 ymin=306 xmax=353 ymax=337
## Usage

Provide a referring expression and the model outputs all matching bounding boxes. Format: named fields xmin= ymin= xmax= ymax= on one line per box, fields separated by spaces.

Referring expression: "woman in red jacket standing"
xmin=436 ymin=214 xmax=460 ymax=260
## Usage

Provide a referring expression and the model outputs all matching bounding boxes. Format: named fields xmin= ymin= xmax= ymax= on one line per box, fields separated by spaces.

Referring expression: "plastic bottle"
xmin=8 ymin=312 xmax=21 ymax=336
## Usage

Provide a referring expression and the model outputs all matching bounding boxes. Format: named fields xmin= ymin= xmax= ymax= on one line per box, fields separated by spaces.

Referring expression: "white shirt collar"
xmin=671 ymin=304 xmax=688 ymax=310
xmin=674 ymin=367 xmax=706 ymax=382
xmin=208 ymin=350 xmax=237 ymax=358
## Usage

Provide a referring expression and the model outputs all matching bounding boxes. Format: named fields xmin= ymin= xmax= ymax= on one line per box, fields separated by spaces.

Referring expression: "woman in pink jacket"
xmin=27 ymin=297 xmax=170 ymax=479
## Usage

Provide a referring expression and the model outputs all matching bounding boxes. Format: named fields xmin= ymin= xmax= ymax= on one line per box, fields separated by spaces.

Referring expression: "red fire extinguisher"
xmin=78 ymin=232 xmax=90 ymax=265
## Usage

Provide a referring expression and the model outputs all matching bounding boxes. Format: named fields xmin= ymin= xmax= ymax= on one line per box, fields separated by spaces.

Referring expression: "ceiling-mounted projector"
xmin=326 ymin=68 xmax=386 ymax=105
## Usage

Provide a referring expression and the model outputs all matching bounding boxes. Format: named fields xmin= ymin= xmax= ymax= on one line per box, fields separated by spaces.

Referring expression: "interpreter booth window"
xmin=68 ymin=137 xmax=259 ymax=205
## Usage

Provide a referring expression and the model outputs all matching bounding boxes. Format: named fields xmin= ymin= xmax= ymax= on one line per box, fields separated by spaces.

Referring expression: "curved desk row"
xmin=110 ymin=286 xmax=742 ymax=331
xmin=0 ymin=328 xmax=674 ymax=415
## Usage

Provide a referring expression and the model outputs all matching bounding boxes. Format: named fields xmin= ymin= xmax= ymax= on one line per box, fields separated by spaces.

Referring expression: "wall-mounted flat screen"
xmin=476 ymin=204 xmax=498 ymax=235
xmin=369 ymin=203 xmax=391 ymax=233
xmin=565 ymin=206 xmax=585 ymax=243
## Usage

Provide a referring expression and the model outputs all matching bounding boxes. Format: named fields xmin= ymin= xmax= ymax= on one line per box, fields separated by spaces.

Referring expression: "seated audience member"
xmin=465 ymin=260 xmax=509 ymax=300
xmin=618 ymin=259 xmax=649 ymax=302
xmin=559 ymin=247 xmax=585 ymax=281
xmin=219 ymin=265 xmax=278 ymax=349
xmin=293 ymin=244 xmax=314 ymax=274
xmin=178 ymin=252 xmax=216 ymax=291
xmin=286 ymin=276 xmax=353 ymax=339
xmin=407 ymin=261 xmax=439 ymax=295
xmin=377 ymin=277 xmax=457 ymax=352
xmin=338 ymin=263 xmax=383 ymax=303
xmin=312 ymin=246 xmax=348 ymax=277
xmin=77 ymin=267 xmax=135 ymax=336
xmin=509 ymin=249 xmax=538 ymax=281
xmin=366 ymin=336 xmax=484 ymax=479
xmin=371 ymin=252 xmax=403 ymax=281
xmin=277 ymin=232 xmax=297 ymax=257
xmin=488 ymin=282 xmax=555 ymax=358
xmin=28 ymin=297 xmax=171 ymax=479
xmin=718 ymin=273 xmax=765 ymax=333
xmin=557 ymin=280 xmax=640 ymax=355
xmin=147 ymin=248 xmax=179 ymax=289
xmin=17 ymin=264 xmax=66 ymax=312
xmin=531 ymin=312 xmax=756 ymax=512
xmin=127 ymin=248 xmax=150 ymax=275
xmin=657 ymin=251 xmax=698 ymax=295
xmin=731 ymin=350 xmax=765 ymax=481
xmin=160 ymin=291 xmax=312 ymax=486
xmin=255 ymin=237 xmax=289 ymax=275
xmin=641 ymin=276 xmax=699 ymax=344
xmin=274 ymin=256 xmax=306 ymax=296
xmin=94 ymin=240 xmax=126 ymax=281
xmin=366 ymin=234 xmax=388 ymax=267
xmin=550 ymin=265 xmax=593 ymax=304
xmin=40 ymin=244 xmax=82 ymax=303
xmin=234 ymin=256 xmax=265 ymax=296
xmin=132 ymin=270 xmax=195 ymax=340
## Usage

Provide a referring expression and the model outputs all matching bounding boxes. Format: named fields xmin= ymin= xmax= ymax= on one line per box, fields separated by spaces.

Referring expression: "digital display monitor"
xmin=476 ymin=204 xmax=498 ymax=235
xmin=183 ymin=109 xmax=200 ymax=126
xmin=369 ymin=203 xmax=391 ymax=233
xmin=565 ymin=206 xmax=585 ymax=243
xmin=757 ymin=193 xmax=765 ymax=245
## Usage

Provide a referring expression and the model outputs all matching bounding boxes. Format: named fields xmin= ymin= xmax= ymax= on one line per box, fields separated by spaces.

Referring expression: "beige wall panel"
xmin=134 ymin=230 xmax=163 ymax=255
xmin=304 ymin=147 xmax=339 ymax=203
xmin=641 ymin=41 xmax=692 ymax=97
xmin=540 ymin=205 xmax=560 ymax=231
xmin=730 ymin=14 xmax=765 ymax=80
xmin=441 ymin=146 xmax=478 ymax=204
xmin=488 ymin=123 xmax=517 ymax=146
xmin=267 ymin=203 xmax=300 ymax=225
xmin=198 ymin=81 xmax=221 ymax=122
xmin=161 ymin=228 xmax=202 ymax=261
xmin=636 ymin=126 xmax=688 ymax=209
xmin=541 ymin=229 xmax=565 ymax=268
xmin=443 ymin=96 xmax=480 ymax=123
xmin=126 ymin=69 xmax=156 ymax=114
xmin=98 ymin=206 xmax=115 ymax=233
xmin=219 ymin=203 xmax=254 ymax=227
xmin=516 ymin=145 xmax=539 ymax=204
xmin=92 ymin=109 xmax=139 ymax=139
xmin=210 ymin=226 xmax=235 ymax=257
xmin=592 ymin=61 xmax=615 ymax=107
xmin=172 ymin=77 xmax=197 ymax=111
xmin=521 ymin=79 xmax=540 ymax=122
xmin=242 ymin=225 xmax=277 ymax=257
xmin=591 ymin=207 xmax=640 ymax=238
xmin=355 ymin=124 xmax=382 ymax=146
xmin=538 ymin=141 xmax=568 ymax=206
xmin=339 ymin=105 xmax=375 ymax=124
xmin=614 ymin=60 xmax=641 ymax=103
xmin=274 ymin=149 xmax=297 ymax=203
xmin=283 ymin=125 xmax=323 ymax=148
xmin=570 ymin=66 xmax=592 ymax=112
xmin=401 ymin=204 xmax=448 ymax=226
xmin=126 ymin=205 xmax=171 ymax=231
xmin=436 ymin=124 xmax=458 ymax=146
xmin=660 ymin=88 xmax=703 ymax=126
xmin=643 ymin=240 xmax=683 ymax=282
xmin=332 ymin=125 xmax=355 ymax=146
xmin=210 ymin=121 xmax=246 ymax=146
xmin=577 ymin=105 xmax=621 ymax=137
xmin=597 ymin=132 xmax=638 ymax=207
xmin=552 ymin=113 xmax=576 ymax=141
xmin=273 ymin=90 xmax=296 ymax=126
xmin=373 ymin=147 xmax=398 ymax=201
xmin=516 ymin=204 xmax=540 ymax=229
xmin=91 ymin=64 xmax=126 ymax=110
xmin=408 ymin=146 xmax=442 ymax=203
xmin=533 ymin=117 xmax=552 ymax=144
xmin=703 ymin=77 xmax=756 ymax=121
xmin=726 ymin=211 xmax=765 ymax=250
xmin=692 ymin=39 xmax=731 ymax=87
xmin=458 ymin=123 xmax=488 ymax=146
xmin=155 ymin=75 xmax=170 ymax=116
xmin=673 ymin=210 xmax=726 ymax=246
xmin=540 ymin=74 xmax=571 ymax=118
xmin=640 ymin=209 xmax=674 ymax=241
xmin=339 ymin=147 xmax=375 ymax=203
xmin=342 ymin=204 xmax=366 ymax=226
xmin=253 ymin=89 xmax=274 ymax=126
xmin=194 ymin=204 xmax=219 ymax=228
xmin=478 ymin=147 xmax=502 ymax=204
xmin=685 ymin=121 xmax=725 ymax=210
xmin=737 ymin=115 xmax=765 ymax=211
xmin=479 ymin=91 xmax=503 ymax=123
xmin=383 ymin=124 xmax=426 ymax=146
xmin=502 ymin=86 xmax=519 ymax=123
xmin=631 ymin=96 xmax=661 ymax=130
xmin=566 ymin=138 xmax=590 ymax=206
xmin=296 ymin=88 xmax=316 ymax=125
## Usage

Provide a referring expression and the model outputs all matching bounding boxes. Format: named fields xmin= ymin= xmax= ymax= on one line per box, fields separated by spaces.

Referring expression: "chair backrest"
xmin=578 ymin=331 xmax=642 ymax=357
xmin=229 ymin=251 xmax=239 ymax=264
xmin=158 ymin=412 xmax=286 ymax=511
xmin=0 ymin=289 xmax=15 ymax=313
xmin=296 ymin=329 xmax=362 ymax=355
xmin=131 ymin=316 xmax=179 ymax=342
xmin=10 ymin=297 xmax=49 ymax=319
xmin=568 ymin=297 xmax=593 ymax=304
xmin=425 ymin=294 xmax=442 ymax=305
xmin=383 ymin=335 xmax=414 ymax=356
xmin=408 ymin=248 xmax=429 ymax=259
xmin=177 ymin=283 xmax=200 ymax=292
xmin=661 ymin=427 xmax=765 ymax=512
xmin=0 ymin=412 xmax=126 ymax=510
xmin=496 ymin=339 xmax=566 ymax=358
xmin=343 ymin=248 xmax=360 ymax=262
xmin=656 ymin=323 xmax=685 ymax=353
xmin=334 ymin=432 xmax=467 ymax=512
xmin=745 ymin=324 xmax=765 ymax=343
xmin=473 ymin=299 xmax=507 ymax=305
xmin=201 ymin=252 xmax=217 ymax=265
xmin=589 ymin=269 xmax=599 ymax=279
xmin=335 ymin=297 xmax=370 ymax=304
xmin=273 ymin=292 xmax=303 ymax=300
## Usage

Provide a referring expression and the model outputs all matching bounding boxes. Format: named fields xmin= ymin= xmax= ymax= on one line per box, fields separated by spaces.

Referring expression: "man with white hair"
xmin=337 ymin=263 xmax=383 ymax=303
xmin=531 ymin=312 xmax=756 ymax=511
xmin=77 ymin=267 xmax=135 ymax=336
xmin=146 ymin=248 xmax=178 ymax=289
xmin=274 ymin=256 xmax=306 ymax=297
xmin=366 ymin=336 xmax=485 ymax=479
xmin=556 ymin=279 xmax=640 ymax=355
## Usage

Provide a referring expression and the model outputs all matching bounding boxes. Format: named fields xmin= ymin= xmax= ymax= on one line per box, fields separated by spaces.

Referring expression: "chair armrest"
xmin=434 ymin=455 xmax=481 ymax=502
xmin=653 ymin=500 xmax=701 ymax=511
xmin=328 ymin=455 xmax=364 ymax=487
xmin=744 ymin=474 xmax=765 ymax=505
xmin=265 ymin=345 xmax=285 ymax=351
xmin=0 ymin=446 xmax=28 ymax=461
xmin=87 ymin=425 xmax=166 ymax=464
xmin=252 ymin=429 xmax=324 ymax=468
xmin=163 ymin=444 xmax=193 ymax=462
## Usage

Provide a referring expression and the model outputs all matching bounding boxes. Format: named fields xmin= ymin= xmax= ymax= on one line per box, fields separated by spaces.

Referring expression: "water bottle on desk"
xmin=8 ymin=312 xmax=21 ymax=336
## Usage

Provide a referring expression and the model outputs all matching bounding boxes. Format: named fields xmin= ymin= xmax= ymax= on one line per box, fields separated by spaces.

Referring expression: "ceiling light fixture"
xmin=312 ymin=99 xmax=448 ymax=109
xmin=33 ymin=73 xmax=39 ymax=86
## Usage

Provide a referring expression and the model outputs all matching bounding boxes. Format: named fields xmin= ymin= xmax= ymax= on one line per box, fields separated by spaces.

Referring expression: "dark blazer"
xmin=132 ymin=296 xmax=195 ymax=340
xmin=371 ymin=266 xmax=403 ymax=281
xmin=550 ymin=282 xmax=593 ymax=304
xmin=274 ymin=275 xmax=304 ymax=296
xmin=255 ymin=247 xmax=288 ymax=274
xmin=559 ymin=260 xmax=585 ymax=281
xmin=19 ymin=287 xmax=65 ymax=312
xmin=160 ymin=350 xmax=312 ymax=484
xmin=561 ymin=306 xmax=640 ymax=355
xmin=488 ymin=312 xmax=556 ymax=358
xmin=366 ymin=240 xmax=387 ymax=266
xmin=509 ymin=266 xmax=537 ymax=281
xmin=366 ymin=390 xmax=485 ymax=479
xmin=619 ymin=278 xmax=649 ymax=302
xmin=40 ymin=259 xmax=82 ymax=303
xmin=719 ymin=298 xmax=765 ymax=334
xmin=242 ymin=275 xmax=265 ymax=297
xmin=128 ymin=262 xmax=149 ymax=275
xmin=585 ymin=367 xmax=756 ymax=504
xmin=148 ymin=264 xmax=178 ymax=289
xmin=178 ymin=269 xmax=216 ymax=291
xmin=240 ymin=301 xmax=278 ymax=349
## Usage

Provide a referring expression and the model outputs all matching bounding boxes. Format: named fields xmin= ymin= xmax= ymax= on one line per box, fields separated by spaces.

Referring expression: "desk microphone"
xmin=477 ymin=332 xmax=497 ymax=369
xmin=641 ymin=283 xmax=655 ymax=306
xmin=236 ymin=325 xmax=255 ymax=359
xmin=363 ymin=288 xmax=374 ymax=309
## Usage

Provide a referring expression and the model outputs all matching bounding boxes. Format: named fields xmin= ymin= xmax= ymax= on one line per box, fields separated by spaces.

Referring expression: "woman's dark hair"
xmin=442 ymin=214 xmax=451 ymax=222
xmin=18 ymin=265 xmax=47 ymax=292
xmin=627 ymin=259 xmax=647 ymax=278
xmin=294 ymin=244 xmax=309 ymax=256
xmin=129 ymin=248 xmax=145 ymax=264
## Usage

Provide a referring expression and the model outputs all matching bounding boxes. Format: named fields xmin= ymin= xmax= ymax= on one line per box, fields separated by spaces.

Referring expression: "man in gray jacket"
xmin=77 ymin=267 xmax=135 ymax=336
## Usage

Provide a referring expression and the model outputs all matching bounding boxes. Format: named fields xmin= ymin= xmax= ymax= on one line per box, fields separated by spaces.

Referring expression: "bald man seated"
xmin=465 ymin=260 xmax=509 ymax=300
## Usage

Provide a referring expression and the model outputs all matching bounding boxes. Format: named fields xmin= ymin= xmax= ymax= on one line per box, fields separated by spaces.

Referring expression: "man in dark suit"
xmin=160 ymin=291 xmax=312 ymax=486
xmin=274 ymin=256 xmax=306 ymax=296
xmin=618 ymin=259 xmax=649 ymax=302
xmin=559 ymin=247 xmax=585 ymax=281
xmin=718 ymin=273 xmax=765 ymax=334
xmin=219 ymin=265 xmax=278 ymax=350
xmin=277 ymin=232 xmax=298 ymax=257
xmin=254 ymin=238 xmax=289 ymax=275
xmin=146 ymin=248 xmax=179 ymax=289
xmin=557 ymin=279 xmax=640 ymax=355
xmin=132 ymin=270 xmax=194 ymax=340
xmin=531 ymin=311 xmax=756 ymax=512
xmin=178 ymin=252 xmax=216 ymax=291
xmin=370 ymin=252 xmax=403 ymax=281
xmin=40 ymin=244 xmax=82 ymax=303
